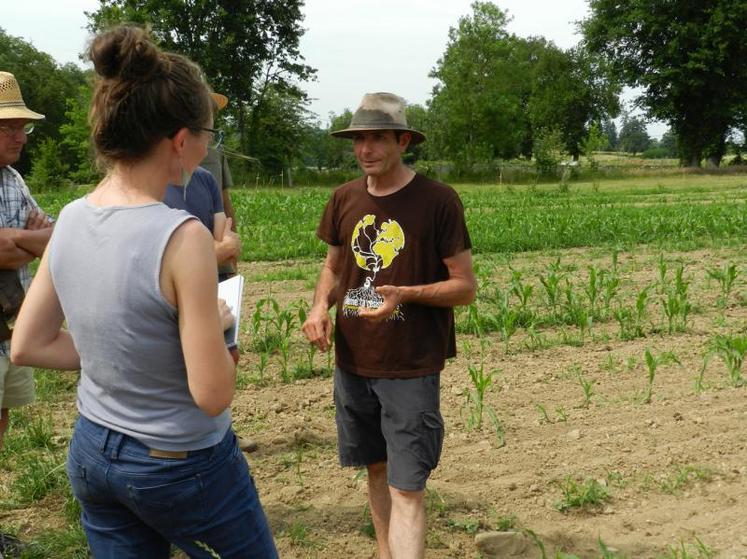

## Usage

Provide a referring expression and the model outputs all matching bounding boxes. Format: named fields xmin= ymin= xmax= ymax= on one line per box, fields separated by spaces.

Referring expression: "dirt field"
xmin=235 ymin=246 xmax=747 ymax=559
xmin=2 ymin=244 xmax=746 ymax=559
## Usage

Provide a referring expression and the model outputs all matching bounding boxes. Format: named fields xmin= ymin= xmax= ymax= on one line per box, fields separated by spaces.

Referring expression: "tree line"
xmin=2 ymin=0 xmax=746 ymax=189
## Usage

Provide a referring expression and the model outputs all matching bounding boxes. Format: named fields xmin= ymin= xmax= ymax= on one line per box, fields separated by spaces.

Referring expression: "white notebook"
xmin=218 ymin=274 xmax=244 ymax=348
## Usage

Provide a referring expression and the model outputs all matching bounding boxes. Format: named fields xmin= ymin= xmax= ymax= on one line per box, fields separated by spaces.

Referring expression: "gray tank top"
xmin=48 ymin=197 xmax=231 ymax=451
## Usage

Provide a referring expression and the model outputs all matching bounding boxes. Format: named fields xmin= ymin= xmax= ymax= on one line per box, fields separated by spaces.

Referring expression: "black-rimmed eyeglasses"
xmin=196 ymin=127 xmax=224 ymax=149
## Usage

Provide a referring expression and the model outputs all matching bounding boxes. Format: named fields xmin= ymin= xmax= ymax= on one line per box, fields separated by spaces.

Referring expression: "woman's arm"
xmin=11 ymin=248 xmax=80 ymax=369
xmin=162 ymin=219 xmax=236 ymax=417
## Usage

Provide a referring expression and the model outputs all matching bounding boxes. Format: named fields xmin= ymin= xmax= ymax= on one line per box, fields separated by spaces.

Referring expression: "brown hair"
xmin=88 ymin=25 xmax=212 ymax=165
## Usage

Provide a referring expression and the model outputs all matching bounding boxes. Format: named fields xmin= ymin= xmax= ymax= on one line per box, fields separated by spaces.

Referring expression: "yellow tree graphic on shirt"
xmin=343 ymin=214 xmax=406 ymax=319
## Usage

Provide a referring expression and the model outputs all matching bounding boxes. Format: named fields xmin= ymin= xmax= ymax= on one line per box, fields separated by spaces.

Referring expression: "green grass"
xmin=36 ymin=175 xmax=747 ymax=262
xmin=554 ymin=476 xmax=611 ymax=512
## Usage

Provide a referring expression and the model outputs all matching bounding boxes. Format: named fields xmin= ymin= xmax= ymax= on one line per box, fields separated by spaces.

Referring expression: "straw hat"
xmin=331 ymin=92 xmax=425 ymax=145
xmin=211 ymin=92 xmax=228 ymax=111
xmin=0 ymin=72 xmax=44 ymax=120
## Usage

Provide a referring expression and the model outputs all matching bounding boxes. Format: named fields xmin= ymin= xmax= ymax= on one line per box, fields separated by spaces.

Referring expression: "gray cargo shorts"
xmin=334 ymin=367 xmax=444 ymax=491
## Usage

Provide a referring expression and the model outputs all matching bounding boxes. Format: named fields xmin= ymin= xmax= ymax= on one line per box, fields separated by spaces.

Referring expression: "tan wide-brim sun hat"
xmin=211 ymin=92 xmax=228 ymax=111
xmin=0 ymin=72 xmax=45 ymax=121
xmin=331 ymin=92 xmax=425 ymax=145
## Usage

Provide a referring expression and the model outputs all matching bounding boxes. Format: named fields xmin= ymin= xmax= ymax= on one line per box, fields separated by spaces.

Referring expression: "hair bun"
xmin=89 ymin=26 xmax=161 ymax=81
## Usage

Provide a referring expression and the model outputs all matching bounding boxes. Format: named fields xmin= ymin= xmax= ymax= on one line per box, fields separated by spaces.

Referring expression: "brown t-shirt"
xmin=317 ymin=173 xmax=472 ymax=378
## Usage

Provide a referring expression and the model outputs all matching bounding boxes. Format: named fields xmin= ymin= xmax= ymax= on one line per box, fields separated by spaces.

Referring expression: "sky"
xmin=3 ymin=0 xmax=665 ymax=136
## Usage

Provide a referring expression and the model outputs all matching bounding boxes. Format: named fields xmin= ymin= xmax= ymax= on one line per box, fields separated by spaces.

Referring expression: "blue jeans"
xmin=67 ymin=415 xmax=278 ymax=558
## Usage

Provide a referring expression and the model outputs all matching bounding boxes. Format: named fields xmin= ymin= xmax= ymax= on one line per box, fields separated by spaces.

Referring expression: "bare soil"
xmin=237 ymin=246 xmax=747 ymax=558
xmin=4 ymin=245 xmax=747 ymax=558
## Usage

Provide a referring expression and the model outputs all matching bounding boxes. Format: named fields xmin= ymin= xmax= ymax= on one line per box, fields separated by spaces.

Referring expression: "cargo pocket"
xmin=420 ymin=410 xmax=445 ymax=470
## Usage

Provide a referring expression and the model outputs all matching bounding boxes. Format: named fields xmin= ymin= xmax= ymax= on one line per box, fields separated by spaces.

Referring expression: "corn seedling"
xmin=524 ymin=527 xmax=550 ymax=559
xmin=577 ymin=370 xmax=594 ymax=408
xmin=486 ymin=407 xmax=506 ymax=447
xmin=360 ymin=504 xmax=376 ymax=539
xmin=706 ymin=333 xmax=747 ymax=387
xmin=642 ymin=349 xmax=680 ymax=404
xmin=464 ymin=342 xmax=499 ymax=430
xmin=251 ymin=297 xmax=297 ymax=353
xmin=600 ymin=271 xmax=621 ymax=318
xmin=539 ymin=258 xmax=564 ymax=313
xmin=276 ymin=337 xmax=292 ymax=383
xmin=610 ymin=249 xmax=620 ymax=275
xmin=255 ymin=351 xmax=269 ymax=384
xmin=600 ymin=354 xmax=618 ymax=373
xmin=661 ymin=265 xmax=691 ymax=333
xmin=554 ymin=476 xmax=611 ymax=512
xmin=706 ymin=262 xmax=739 ymax=308
xmin=584 ymin=265 xmax=603 ymax=317
xmin=536 ymin=403 xmax=552 ymax=424
xmin=555 ymin=406 xmax=568 ymax=422
xmin=509 ymin=268 xmax=534 ymax=315
xmin=563 ymin=281 xmax=592 ymax=339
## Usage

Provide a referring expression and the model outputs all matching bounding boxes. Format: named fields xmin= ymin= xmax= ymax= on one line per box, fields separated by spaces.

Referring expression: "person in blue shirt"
xmin=164 ymin=161 xmax=258 ymax=453
xmin=164 ymin=166 xmax=240 ymax=274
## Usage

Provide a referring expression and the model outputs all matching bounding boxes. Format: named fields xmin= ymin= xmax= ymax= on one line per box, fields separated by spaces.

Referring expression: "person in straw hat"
xmin=302 ymin=92 xmax=476 ymax=558
xmin=0 ymin=71 xmax=53 ymax=449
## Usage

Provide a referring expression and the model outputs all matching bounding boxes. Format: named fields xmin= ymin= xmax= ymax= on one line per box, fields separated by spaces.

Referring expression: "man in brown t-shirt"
xmin=302 ymin=92 xmax=476 ymax=558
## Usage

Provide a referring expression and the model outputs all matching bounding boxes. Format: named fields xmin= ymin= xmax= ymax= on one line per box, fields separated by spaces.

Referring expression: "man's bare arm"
xmin=0 ymin=227 xmax=53 ymax=259
xmin=301 ymin=245 xmax=342 ymax=352
xmin=358 ymin=249 xmax=477 ymax=322
xmin=0 ymin=235 xmax=35 ymax=269
xmin=221 ymin=189 xmax=237 ymax=232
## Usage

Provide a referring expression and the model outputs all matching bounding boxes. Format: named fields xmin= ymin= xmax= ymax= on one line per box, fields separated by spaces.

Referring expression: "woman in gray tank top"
xmin=11 ymin=25 xmax=277 ymax=558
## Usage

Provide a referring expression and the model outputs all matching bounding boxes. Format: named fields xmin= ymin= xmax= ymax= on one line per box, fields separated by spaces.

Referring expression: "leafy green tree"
xmin=245 ymin=84 xmax=310 ymax=178
xmin=87 ymin=0 xmax=316 ymax=164
xmin=303 ymin=109 xmax=355 ymax=170
xmin=26 ymin=138 xmax=69 ymax=190
xmin=528 ymin=45 xmax=620 ymax=159
xmin=428 ymin=2 xmax=531 ymax=165
xmin=0 ymin=28 xmax=87 ymax=175
xmin=658 ymin=129 xmax=678 ymax=158
xmin=618 ymin=114 xmax=651 ymax=154
xmin=583 ymin=0 xmax=747 ymax=167
xmin=59 ymin=81 xmax=100 ymax=184
xmin=600 ymin=119 xmax=618 ymax=151
xmin=428 ymin=2 xmax=619 ymax=168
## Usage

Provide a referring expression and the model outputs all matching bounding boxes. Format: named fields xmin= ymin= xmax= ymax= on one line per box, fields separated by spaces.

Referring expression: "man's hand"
xmin=218 ymin=298 xmax=235 ymax=332
xmin=25 ymin=209 xmax=53 ymax=231
xmin=357 ymin=285 xmax=404 ymax=322
xmin=215 ymin=218 xmax=241 ymax=264
xmin=302 ymin=306 xmax=333 ymax=352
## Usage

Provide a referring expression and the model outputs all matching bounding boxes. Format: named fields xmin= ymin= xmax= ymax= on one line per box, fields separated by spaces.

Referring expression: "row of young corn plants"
xmin=457 ymin=254 xmax=745 ymax=351
xmin=244 ymin=296 xmax=334 ymax=385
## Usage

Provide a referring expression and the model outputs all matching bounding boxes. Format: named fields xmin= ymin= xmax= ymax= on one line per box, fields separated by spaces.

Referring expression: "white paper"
xmin=218 ymin=275 xmax=244 ymax=348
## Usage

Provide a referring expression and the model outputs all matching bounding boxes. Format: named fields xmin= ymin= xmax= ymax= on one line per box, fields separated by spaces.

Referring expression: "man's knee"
xmin=367 ymin=461 xmax=387 ymax=479
xmin=389 ymin=485 xmax=424 ymax=504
